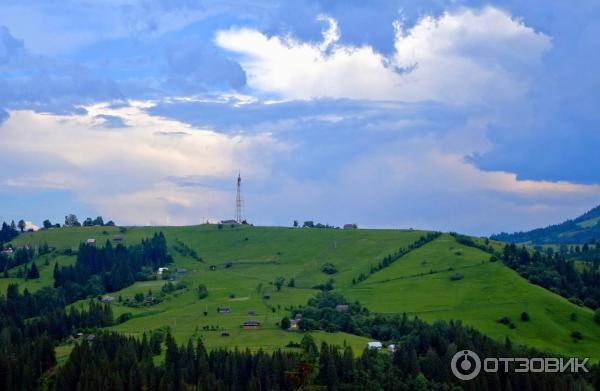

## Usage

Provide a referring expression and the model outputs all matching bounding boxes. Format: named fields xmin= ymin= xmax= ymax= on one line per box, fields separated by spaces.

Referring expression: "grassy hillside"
xmin=5 ymin=225 xmax=600 ymax=360
xmin=344 ymin=234 xmax=600 ymax=360
xmin=8 ymin=225 xmax=425 ymax=352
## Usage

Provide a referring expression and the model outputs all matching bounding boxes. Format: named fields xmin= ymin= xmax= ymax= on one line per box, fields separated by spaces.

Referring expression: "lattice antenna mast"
xmin=235 ymin=172 xmax=243 ymax=223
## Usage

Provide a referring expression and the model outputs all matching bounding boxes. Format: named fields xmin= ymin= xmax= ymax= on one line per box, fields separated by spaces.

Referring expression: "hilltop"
xmin=491 ymin=204 xmax=600 ymax=244
xmin=4 ymin=224 xmax=600 ymax=361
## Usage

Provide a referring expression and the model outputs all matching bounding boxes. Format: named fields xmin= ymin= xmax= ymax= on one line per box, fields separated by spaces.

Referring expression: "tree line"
xmin=351 ymin=232 xmax=441 ymax=285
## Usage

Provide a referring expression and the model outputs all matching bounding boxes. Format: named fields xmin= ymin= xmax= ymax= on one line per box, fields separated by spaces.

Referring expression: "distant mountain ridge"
xmin=491 ymin=204 xmax=600 ymax=244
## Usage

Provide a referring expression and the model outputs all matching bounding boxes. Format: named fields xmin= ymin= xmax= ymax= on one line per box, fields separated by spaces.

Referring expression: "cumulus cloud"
xmin=216 ymin=7 xmax=551 ymax=104
xmin=0 ymin=102 xmax=289 ymax=225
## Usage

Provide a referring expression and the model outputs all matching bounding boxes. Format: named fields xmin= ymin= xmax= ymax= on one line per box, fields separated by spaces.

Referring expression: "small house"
xmin=367 ymin=341 xmax=382 ymax=350
xmin=343 ymin=224 xmax=358 ymax=229
xmin=158 ymin=267 xmax=169 ymax=275
xmin=176 ymin=268 xmax=188 ymax=274
xmin=289 ymin=319 xmax=299 ymax=330
xmin=242 ymin=320 xmax=261 ymax=329
xmin=335 ymin=304 xmax=349 ymax=312
xmin=144 ymin=296 xmax=154 ymax=305
xmin=247 ymin=309 xmax=256 ymax=316
xmin=100 ymin=295 xmax=114 ymax=303
xmin=86 ymin=238 xmax=96 ymax=245
xmin=387 ymin=344 xmax=396 ymax=354
xmin=112 ymin=236 xmax=123 ymax=242
xmin=294 ymin=313 xmax=303 ymax=321
xmin=221 ymin=220 xmax=238 ymax=225
xmin=262 ymin=293 xmax=270 ymax=300
xmin=217 ymin=307 xmax=231 ymax=314
xmin=86 ymin=335 xmax=96 ymax=342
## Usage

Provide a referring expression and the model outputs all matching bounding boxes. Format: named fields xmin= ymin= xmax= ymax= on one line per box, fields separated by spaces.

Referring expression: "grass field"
xmin=6 ymin=225 xmax=600 ymax=360
xmin=9 ymin=225 xmax=423 ymax=352
xmin=344 ymin=234 xmax=600 ymax=360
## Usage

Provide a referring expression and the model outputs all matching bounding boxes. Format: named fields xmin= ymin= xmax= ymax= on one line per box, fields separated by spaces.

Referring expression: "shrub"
xmin=570 ymin=313 xmax=578 ymax=322
xmin=449 ymin=272 xmax=464 ymax=281
xmin=197 ymin=284 xmax=209 ymax=299
xmin=594 ymin=309 xmax=600 ymax=325
xmin=280 ymin=316 xmax=291 ymax=330
xmin=520 ymin=312 xmax=530 ymax=321
xmin=116 ymin=312 xmax=133 ymax=324
xmin=571 ymin=330 xmax=583 ymax=340
xmin=497 ymin=316 xmax=511 ymax=325
xmin=321 ymin=263 xmax=337 ymax=275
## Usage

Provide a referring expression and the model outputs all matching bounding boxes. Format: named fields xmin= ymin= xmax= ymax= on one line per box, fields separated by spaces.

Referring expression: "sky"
xmin=0 ymin=0 xmax=599 ymax=235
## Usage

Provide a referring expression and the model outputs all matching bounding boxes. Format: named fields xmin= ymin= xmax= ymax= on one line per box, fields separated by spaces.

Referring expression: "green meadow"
xmin=6 ymin=225 xmax=600 ymax=360
xmin=344 ymin=234 xmax=600 ymax=360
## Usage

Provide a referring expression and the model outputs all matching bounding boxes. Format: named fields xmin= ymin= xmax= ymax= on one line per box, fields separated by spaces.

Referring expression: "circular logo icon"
xmin=451 ymin=350 xmax=481 ymax=381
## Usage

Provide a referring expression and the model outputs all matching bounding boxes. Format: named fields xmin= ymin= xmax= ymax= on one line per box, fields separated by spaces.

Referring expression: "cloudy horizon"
xmin=1 ymin=1 xmax=599 ymax=236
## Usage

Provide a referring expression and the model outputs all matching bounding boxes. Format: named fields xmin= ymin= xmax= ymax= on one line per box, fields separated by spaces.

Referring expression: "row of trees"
xmin=352 ymin=232 xmax=441 ymax=285
xmin=61 ymin=214 xmax=116 ymax=228
xmin=0 ymin=221 xmax=20 ymax=241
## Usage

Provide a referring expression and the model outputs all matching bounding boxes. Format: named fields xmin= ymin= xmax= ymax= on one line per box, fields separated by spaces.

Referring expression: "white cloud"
xmin=216 ymin=7 xmax=551 ymax=104
xmin=0 ymin=101 xmax=289 ymax=224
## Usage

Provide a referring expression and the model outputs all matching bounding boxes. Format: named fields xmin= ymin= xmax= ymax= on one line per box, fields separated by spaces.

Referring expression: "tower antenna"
xmin=236 ymin=171 xmax=243 ymax=223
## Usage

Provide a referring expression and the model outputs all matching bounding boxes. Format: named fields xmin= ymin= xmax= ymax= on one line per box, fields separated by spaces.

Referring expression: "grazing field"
xmin=344 ymin=234 xmax=600 ymax=360
xmin=6 ymin=226 xmax=600 ymax=359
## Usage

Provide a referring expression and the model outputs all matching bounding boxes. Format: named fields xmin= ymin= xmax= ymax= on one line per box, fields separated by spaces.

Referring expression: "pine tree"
xmin=27 ymin=261 xmax=40 ymax=279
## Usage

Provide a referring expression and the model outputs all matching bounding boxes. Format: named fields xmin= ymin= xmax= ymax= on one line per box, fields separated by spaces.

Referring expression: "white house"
xmin=86 ymin=238 xmax=96 ymax=245
xmin=367 ymin=341 xmax=382 ymax=350
xmin=387 ymin=344 xmax=396 ymax=354
xmin=157 ymin=267 xmax=169 ymax=275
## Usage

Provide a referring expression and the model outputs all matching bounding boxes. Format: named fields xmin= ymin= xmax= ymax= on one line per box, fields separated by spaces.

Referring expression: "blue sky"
xmin=0 ymin=0 xmax=599 ymax=235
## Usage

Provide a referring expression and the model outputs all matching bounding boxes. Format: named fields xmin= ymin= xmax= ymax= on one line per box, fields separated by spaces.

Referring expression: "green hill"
xmin=4 ymin=225 xmax=600 ymax=360
xmin=344 ymin=234 xmax=600 ymax=360
xmin=491 ymin=204 xmax=600 ymax=244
